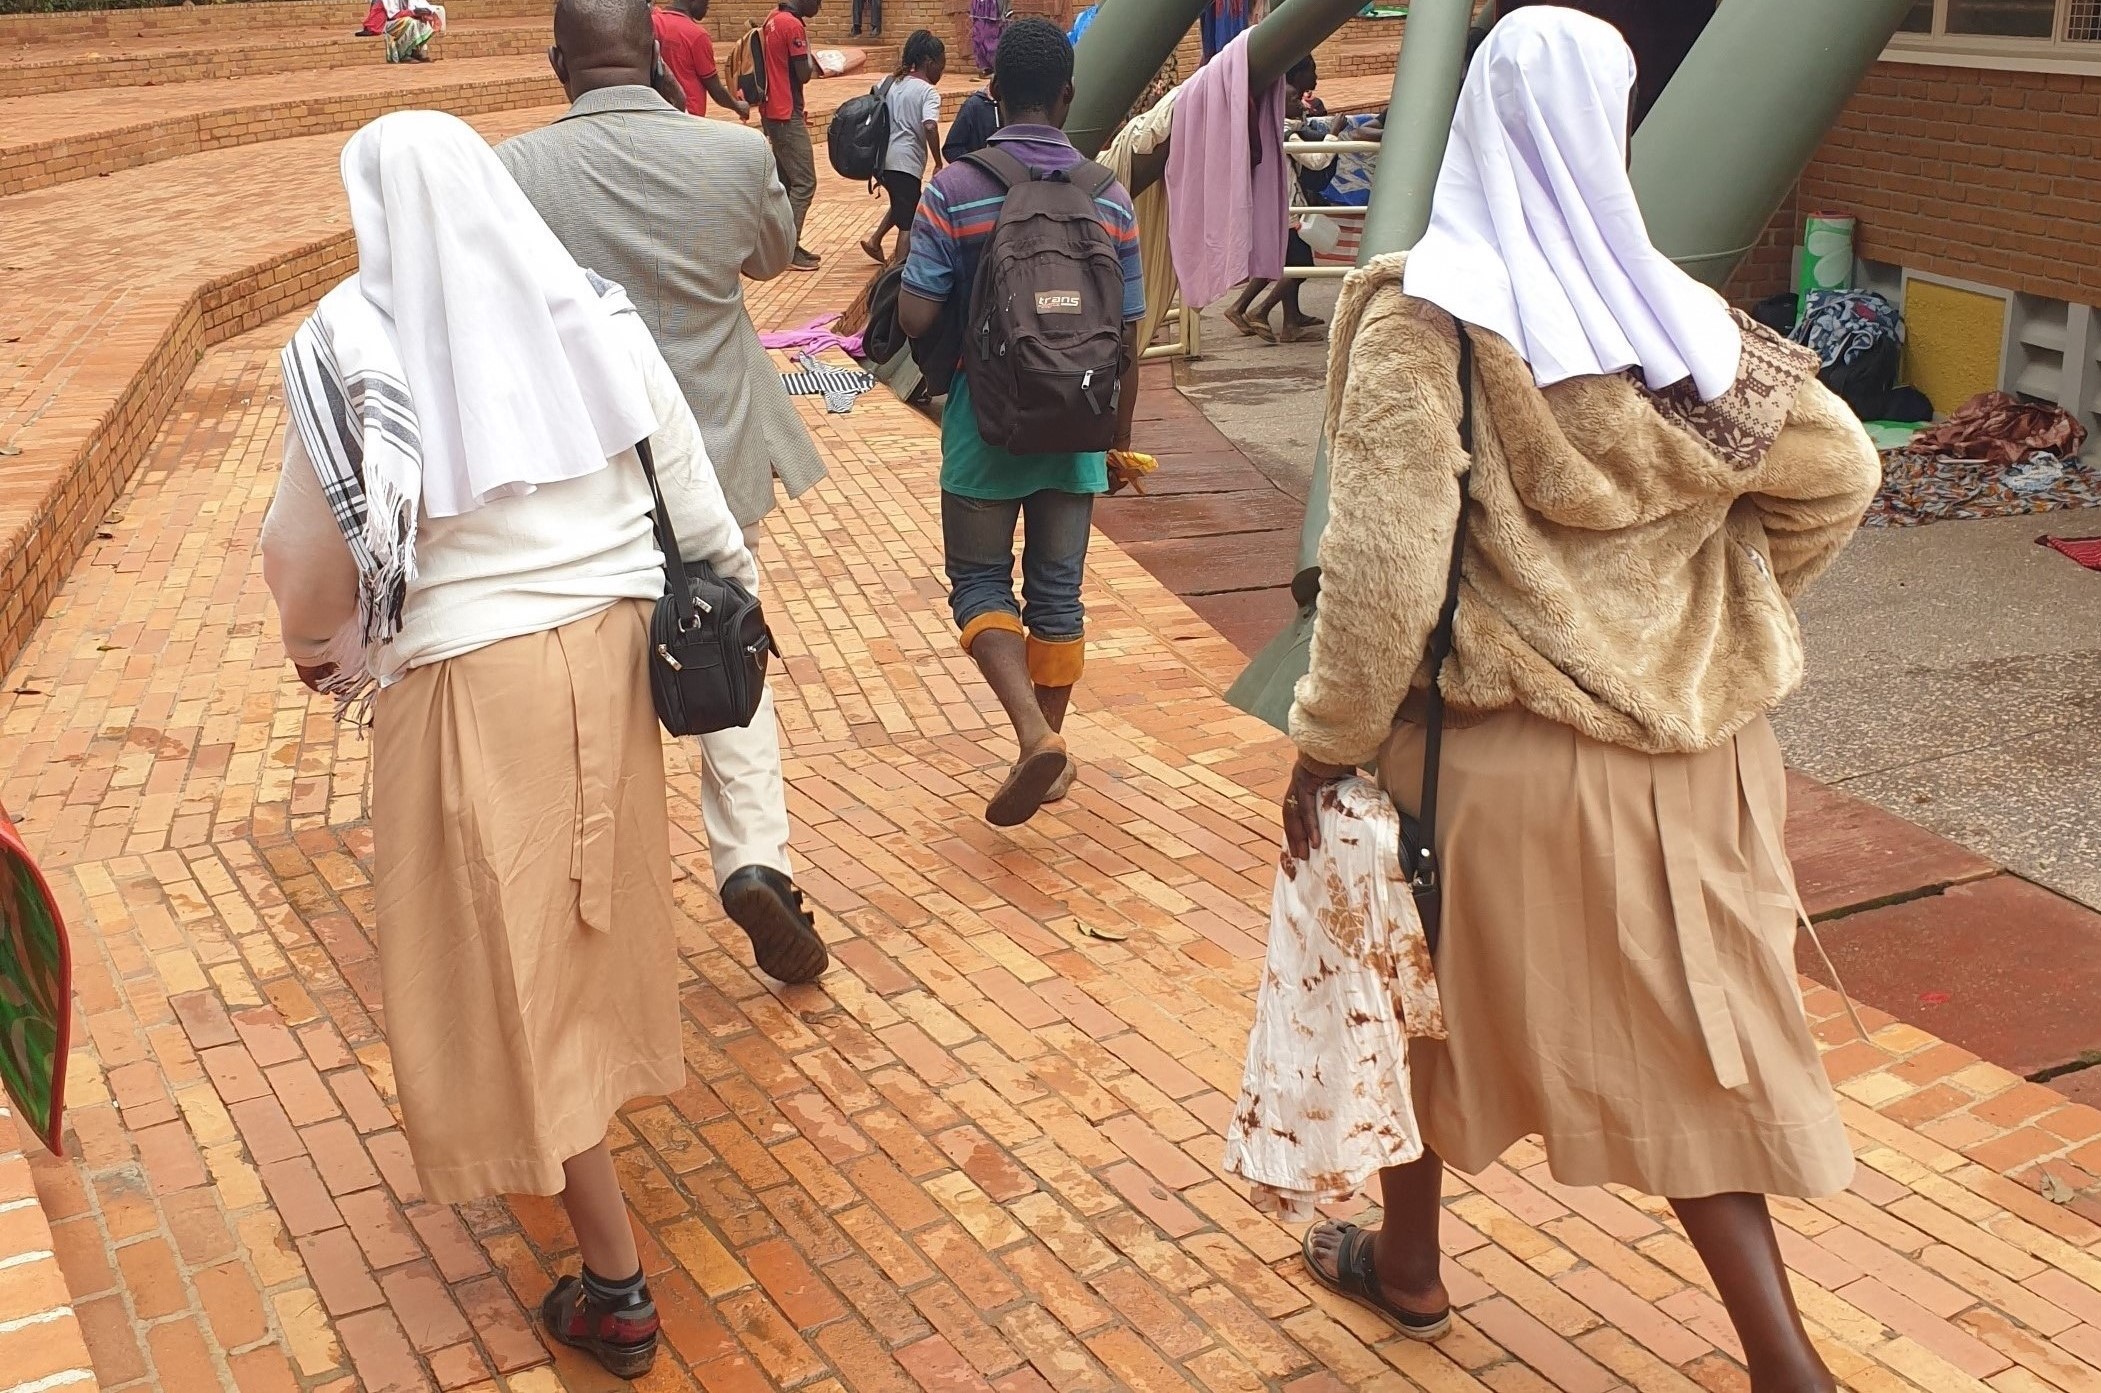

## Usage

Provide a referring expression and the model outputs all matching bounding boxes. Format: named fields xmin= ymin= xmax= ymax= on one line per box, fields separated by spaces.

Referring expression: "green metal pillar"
xmin=1245 ymin=0 xmax=1385 ymax=95
xmin=1633 ymin=0 xmax=1914 ymax=285
xmin=1064 ymin=0 xmax=1212 ymax=161
xmin=1225 ymin=0 xmax=1477 ymax=727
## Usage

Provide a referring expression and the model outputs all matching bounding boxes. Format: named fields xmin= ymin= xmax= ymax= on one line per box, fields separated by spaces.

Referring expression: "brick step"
xmin=0 ymin=40 xmax=950 ymax=197
xmin=0 ymin=104 xmax=563 ymax=678
xmin=0 ymin=0 xmax=548 ymax=46
xmin=0 ymin=27 xmax=908 ymax=103
xmin=0 ymin=53 xmax=564 ymax=197
xmin=0 ymin=76 xmax=979 ymax=673
xmin=0 ymin=18 xmax=552 ymax=99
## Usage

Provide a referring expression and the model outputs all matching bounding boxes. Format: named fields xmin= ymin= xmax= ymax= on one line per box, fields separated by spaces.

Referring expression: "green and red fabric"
xmin=0 ymin=805 xmax=69 ymax=1154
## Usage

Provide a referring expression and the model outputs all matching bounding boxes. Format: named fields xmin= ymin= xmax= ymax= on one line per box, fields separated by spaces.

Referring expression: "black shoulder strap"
xmin=633 ymin=437 xmax=694 ymax=610
xmin=1413 ymin=320 xmax=1475 ymax=883
xmin=963 ymin=146 xmax=1031 ymax=191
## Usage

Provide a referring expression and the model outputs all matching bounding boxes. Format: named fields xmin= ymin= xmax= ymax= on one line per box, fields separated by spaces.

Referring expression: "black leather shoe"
xmin=721 ymin=866 xmax=828 ymax=984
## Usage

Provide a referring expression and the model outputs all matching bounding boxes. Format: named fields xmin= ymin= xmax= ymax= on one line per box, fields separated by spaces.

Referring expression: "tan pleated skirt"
xmin=371 ymin=601 xmax=685 ymax=1205
xmin=1378 ymin=709 xmax=1855 ymax=1199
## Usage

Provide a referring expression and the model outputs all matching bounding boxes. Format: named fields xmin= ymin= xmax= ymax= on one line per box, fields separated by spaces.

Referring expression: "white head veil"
xmin=1402 ymin=7 xmax=1742 ymax=402
xmin=338 ymin=109 xmax=657 ymax=518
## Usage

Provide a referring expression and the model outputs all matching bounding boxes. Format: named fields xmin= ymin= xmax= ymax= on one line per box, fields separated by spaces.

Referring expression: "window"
xmin=1893 ymin=0 xmax=2101 ymax=60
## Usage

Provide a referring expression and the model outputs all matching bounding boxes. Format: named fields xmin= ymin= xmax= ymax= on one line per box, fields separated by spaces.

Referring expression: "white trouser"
xmin=694 ymin=686 xmax=792 ymax=888
xmin=693 ymin=523 xmax=791 ymax=888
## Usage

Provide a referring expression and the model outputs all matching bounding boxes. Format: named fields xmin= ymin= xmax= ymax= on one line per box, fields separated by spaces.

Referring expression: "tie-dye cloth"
xmin=1223 ymin=778 xmax=1445 ymax=1221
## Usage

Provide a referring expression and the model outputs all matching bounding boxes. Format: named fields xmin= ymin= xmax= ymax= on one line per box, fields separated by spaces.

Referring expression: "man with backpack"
xmin=896 ymin=17 xmax=1145 ymax=828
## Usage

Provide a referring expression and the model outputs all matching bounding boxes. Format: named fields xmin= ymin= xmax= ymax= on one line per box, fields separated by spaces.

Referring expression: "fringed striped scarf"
xmin=278 ymin=281 xmax=423 ymax=712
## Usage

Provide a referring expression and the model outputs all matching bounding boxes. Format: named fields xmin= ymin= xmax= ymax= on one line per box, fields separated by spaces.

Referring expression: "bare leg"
xmin=1673 ymin=1194 xmax=1835 ymax=1393
xmin=861 ymin=210 xmax=893 ymax=263
xmin=559 ymin=1142 xmax=639 ymax=1280
xmin=969 ymin=629 xmax=1066 ymax=825
xmin=1226 ymin=281 xmax=1276 ymax=339
xmin=1036 ymin=684 xmax=1074 ymax=800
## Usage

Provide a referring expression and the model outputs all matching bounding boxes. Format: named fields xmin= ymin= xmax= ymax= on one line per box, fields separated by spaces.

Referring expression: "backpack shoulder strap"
xmin=964 ymin=146 xmax=1031 ymax=192
xmin=1069 ymin=158 xmax=1117 ymax=198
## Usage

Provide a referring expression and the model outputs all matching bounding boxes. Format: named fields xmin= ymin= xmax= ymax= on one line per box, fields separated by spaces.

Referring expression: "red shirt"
xmin=758 ymin=5 xmax=808 ymax=122
xmin=651 ymin=8 xmax=720 ymax=116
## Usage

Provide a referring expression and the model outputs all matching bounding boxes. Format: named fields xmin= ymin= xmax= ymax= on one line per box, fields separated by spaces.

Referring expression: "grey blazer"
xmin=499 ymin=86 xmax=827 ymax=528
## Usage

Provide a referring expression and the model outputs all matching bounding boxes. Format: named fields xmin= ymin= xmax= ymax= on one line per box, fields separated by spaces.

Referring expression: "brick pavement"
xmin=6 ymin=296 xmax=2101 ymax=1391
xmin=5 ymin=17 xmax=2101 ymax=1393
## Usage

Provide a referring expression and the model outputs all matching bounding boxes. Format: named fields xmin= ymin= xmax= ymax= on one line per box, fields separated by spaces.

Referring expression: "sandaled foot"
xmin=1302 ymin=1220 xmax=1451 ymax=1341
xmin=1224 ymin=308 xmax=1261 ymax=338
xmin=986 ymin=734 xmax=1069 ymax=827
xmin=861 ymin=235 xmax=886 ymax=263
xmin=1278 ymin=317 xmax=1327 ymax=344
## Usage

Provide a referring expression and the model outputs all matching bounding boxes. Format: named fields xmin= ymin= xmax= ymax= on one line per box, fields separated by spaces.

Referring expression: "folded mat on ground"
xmin=2039 ymin=534 xmax=2101 ymax=570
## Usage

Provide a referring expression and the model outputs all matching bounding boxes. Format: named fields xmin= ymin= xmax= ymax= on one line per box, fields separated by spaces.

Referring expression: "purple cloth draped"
xmin=1166 ymin=30 xmax=1287 ymax=308
xmin=759 ymin=314 xmax=864 ymax=358
xmin=970 ymin=0 xmax=1001 ymax=74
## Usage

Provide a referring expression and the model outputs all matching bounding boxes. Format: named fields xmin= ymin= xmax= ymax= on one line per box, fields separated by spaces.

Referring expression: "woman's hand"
xmin=293 ymin=661 xmax=337 ymax=693
xmin=1282 ymin=754 xmax=1355 ymax=864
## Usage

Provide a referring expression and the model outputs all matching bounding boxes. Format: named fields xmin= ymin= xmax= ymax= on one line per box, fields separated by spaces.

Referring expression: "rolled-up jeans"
xmin=943 ymin=488 xmax=1094 ymax=687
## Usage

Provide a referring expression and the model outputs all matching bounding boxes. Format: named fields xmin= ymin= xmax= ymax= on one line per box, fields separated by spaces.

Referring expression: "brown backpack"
xmin=960 ymin=147 xmax=1130 ymax=456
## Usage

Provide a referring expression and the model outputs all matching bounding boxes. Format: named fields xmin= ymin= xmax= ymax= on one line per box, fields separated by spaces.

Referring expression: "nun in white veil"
xmin=1270 ymin=10 xmax=1878 ymax=1389
xmin=261 ymin=109 xmax=757 ymax=1380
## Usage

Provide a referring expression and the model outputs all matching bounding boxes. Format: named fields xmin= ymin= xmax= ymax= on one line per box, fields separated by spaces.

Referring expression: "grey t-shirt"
xmin=883 ymin=75 xmax=941 ymax=176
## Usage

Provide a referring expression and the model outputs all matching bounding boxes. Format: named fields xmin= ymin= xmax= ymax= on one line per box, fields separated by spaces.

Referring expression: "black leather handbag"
xmin=1395 ymin=320 xmax=1476 ymax=956
xmin=635 ymin=438 xmax=774 ymax=736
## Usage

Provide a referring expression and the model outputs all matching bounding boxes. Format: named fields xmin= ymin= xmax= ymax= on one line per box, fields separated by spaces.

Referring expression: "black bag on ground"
xmin=1820 ymin=334 xmax=1902 ymax=421
xmin=635 ymin=438 xmax=774 ymax=736
xmin=828 ymin=75 xmax=897 ymax=180
xmin=960 ymin=147 xmax=1130 ymax=454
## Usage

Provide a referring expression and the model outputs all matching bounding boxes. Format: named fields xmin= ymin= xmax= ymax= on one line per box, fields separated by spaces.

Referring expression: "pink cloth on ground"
xmin=1165 ymin=29 xmax=1287 ymax=309
xmin=759 ymin=313 xmax=865 ymax=357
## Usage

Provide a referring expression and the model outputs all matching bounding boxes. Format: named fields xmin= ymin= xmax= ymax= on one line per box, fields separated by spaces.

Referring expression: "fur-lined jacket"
xmin=1289 ymin=254 xmax=1881 ymax=768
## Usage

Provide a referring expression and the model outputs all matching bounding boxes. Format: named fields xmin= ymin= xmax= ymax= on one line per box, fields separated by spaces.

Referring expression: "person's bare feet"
xmin=1043 ymin=757 xmax=1075 ymax=803
xmin=985 ymin=732 xmax=1068 ymax=826
xmin=1278 ymin=316 xmax=1326 ymax=344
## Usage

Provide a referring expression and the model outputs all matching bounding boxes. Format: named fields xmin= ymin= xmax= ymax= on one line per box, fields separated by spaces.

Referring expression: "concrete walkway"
xmin=4 ymin=29 xmax=2101 ymax=1393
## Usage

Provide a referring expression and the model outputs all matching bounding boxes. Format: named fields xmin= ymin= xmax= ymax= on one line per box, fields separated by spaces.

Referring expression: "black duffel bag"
xmin=636 ymin=438 xmax=774 ymax=735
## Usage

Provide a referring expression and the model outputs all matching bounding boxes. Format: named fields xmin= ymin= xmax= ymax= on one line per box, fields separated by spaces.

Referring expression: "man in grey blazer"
xmin=499 ymin=0 xmax=830 ymax=986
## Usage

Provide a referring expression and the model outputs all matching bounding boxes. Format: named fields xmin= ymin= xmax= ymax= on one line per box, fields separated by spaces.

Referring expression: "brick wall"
xmin=0 ymin=233 xmax=359 ymax=678
xmin=0 ymin=70 xmax=566 ymax=197
xmin=1730 ymin=61 xmax=2101 ymax=309
xmin=0 ymin=24 xmax=548 ymax=98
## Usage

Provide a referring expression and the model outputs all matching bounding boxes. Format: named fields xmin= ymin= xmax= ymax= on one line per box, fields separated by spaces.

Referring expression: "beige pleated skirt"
xmin=371 ymin=600 xmax=685 ymax=1205
xmin=1378 ymin=709 xmax=1855 ymax=1199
